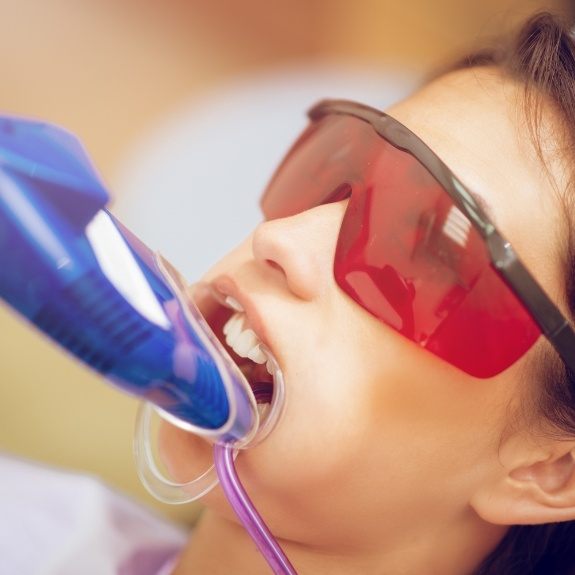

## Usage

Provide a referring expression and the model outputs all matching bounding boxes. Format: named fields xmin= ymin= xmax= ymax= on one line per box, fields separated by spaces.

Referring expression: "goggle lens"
xmin=261 ymin=113 xmax=540 ymax=377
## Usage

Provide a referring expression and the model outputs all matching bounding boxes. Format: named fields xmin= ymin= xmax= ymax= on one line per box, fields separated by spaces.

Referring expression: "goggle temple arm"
xmin=486 ymin=229 xmax=575 ymax=375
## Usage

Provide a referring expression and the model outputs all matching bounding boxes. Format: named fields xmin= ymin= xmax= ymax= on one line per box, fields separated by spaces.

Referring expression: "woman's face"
xmin=160 ymin=67 xmax=568 ymax=551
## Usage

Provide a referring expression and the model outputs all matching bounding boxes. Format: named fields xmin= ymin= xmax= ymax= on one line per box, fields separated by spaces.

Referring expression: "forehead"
xmin=385 ymin=67 xmax=568 ymax=303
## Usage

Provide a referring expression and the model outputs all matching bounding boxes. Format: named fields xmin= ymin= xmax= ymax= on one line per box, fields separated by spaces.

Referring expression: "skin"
xmin=162 ymin=67 xmax=575 ymax=574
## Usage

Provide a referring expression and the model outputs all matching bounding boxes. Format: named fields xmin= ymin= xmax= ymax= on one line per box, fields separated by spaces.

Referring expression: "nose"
xmin=252 ymin=200 xmax=347 ymax=300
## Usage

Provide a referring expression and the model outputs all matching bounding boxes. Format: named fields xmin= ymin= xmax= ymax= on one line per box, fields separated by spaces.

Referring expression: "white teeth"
xmin=223 ymin=312 xmax=243 ymax=339
xmin=235 ymin=329 xmax=259 ymax=357
xmin=247 ymin=344 xmax=266 ymax=364
xmin=225 ymin=296 xmax=244 ymax=312
xmin=223 ymin=312 xmax=267 ymax=364
xmin=222 ymin=311 xmax=280 ymax=381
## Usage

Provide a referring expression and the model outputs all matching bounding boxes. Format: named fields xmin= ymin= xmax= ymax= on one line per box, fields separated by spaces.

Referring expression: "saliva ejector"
xmin=0 ymin=116 xmax=295 ymax=574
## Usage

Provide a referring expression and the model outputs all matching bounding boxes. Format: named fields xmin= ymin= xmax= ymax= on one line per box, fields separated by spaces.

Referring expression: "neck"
xmin=172 ymin=508 xmax=507 ymax=575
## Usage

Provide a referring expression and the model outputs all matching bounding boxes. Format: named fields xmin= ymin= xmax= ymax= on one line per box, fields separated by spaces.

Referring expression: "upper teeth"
xmin=223 ymin=312 xmax=267 ymax=366
xmin=225 ymin=296 xmax=244 ymax=312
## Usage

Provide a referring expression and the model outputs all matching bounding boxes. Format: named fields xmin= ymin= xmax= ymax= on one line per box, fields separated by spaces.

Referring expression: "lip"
xmin=209 ymin=275 xmax=287 ymax=447
xmin=210 ymin=274 xmax=275 ymax=358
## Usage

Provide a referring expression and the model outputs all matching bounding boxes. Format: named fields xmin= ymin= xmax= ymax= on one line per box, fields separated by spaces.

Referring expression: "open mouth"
xmin=194 ymin=285 xmax=276 ymax=407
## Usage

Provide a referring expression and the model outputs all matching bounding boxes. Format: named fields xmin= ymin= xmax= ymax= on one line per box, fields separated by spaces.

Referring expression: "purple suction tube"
xmin=213 ymin=382 xmax=297 ymax=575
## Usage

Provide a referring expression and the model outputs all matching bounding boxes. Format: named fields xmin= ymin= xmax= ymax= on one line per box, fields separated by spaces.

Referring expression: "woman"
xmin=159 ymin=11 xmax=575 ymax=575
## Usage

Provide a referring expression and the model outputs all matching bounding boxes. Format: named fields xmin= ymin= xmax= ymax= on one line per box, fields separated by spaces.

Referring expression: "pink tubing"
xmin=213 ymin=382 xmax=297 ymax=574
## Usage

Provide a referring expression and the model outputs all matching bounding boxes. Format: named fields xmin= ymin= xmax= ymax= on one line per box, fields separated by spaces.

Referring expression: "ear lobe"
xmin=471 ymin=446 xmax=575 ymax=526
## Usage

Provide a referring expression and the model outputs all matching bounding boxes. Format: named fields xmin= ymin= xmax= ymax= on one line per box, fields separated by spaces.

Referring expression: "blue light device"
xmin=0 ymin=116 xmax=259 ymax=445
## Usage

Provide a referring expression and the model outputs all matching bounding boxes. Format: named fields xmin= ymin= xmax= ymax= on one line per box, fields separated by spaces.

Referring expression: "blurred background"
xmin=0 ymin=0 xmax=572 ymax=524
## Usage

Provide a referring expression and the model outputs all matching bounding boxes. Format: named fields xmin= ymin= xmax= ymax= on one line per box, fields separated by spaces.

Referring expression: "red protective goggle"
xmin=260 ymin=100 xmax=575 ymax=378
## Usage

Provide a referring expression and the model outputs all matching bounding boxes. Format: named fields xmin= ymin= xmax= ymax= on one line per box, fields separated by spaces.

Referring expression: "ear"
xmin=470 ymin=432 xmax=575 ymax=525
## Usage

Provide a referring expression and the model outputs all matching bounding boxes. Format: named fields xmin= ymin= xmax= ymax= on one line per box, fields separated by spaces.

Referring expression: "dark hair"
xmin=446 ymin=11 xmax=575 ymax=575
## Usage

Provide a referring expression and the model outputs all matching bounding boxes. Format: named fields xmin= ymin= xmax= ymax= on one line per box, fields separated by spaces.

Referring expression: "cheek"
xmin=259 ymin=305 xmax=514 ymax=508
xmin=228 ymin=309 xmax=382 ymax=494
xmin=364 ymin=335 xmax=518 ymax=499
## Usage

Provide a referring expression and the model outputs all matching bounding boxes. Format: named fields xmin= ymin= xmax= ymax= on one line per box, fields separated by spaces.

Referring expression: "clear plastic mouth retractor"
xmin=134 ymin=345 xmax=286 ymax=504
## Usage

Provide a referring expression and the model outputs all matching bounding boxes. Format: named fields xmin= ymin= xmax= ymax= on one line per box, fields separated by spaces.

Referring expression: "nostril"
xmin=265 ymin=259 xmax=283 ymax=272
xmin=252 ymin=203 xmax=343 ymax=301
